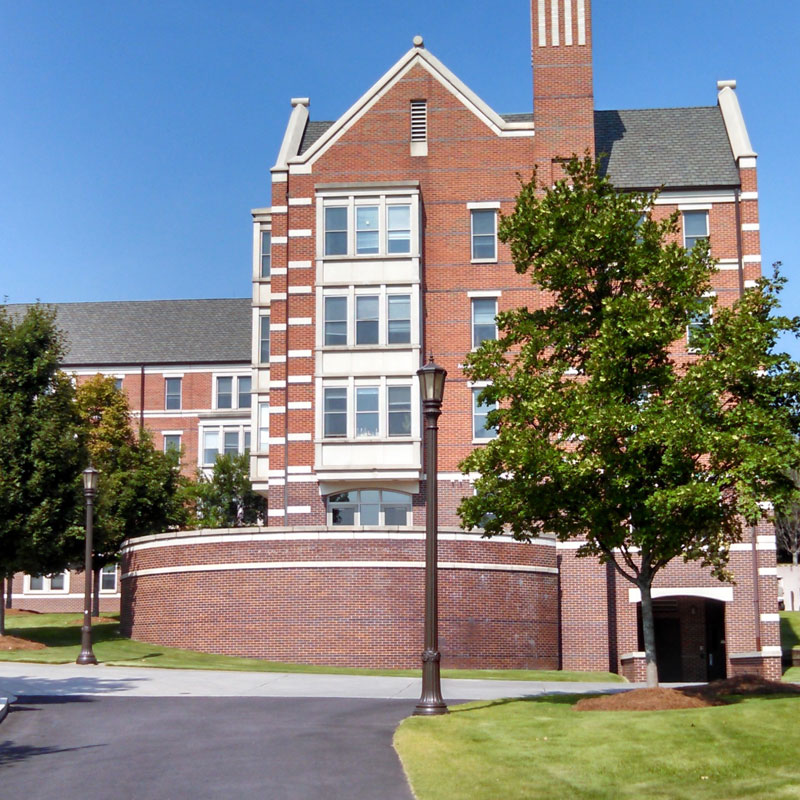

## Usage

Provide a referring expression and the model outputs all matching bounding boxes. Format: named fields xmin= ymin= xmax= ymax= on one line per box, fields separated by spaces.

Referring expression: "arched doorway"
xmin=637 ymin=596 xmax=727 ymax=682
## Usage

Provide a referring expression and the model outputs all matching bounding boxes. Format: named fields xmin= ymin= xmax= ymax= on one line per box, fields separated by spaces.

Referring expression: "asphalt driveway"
xmin=0 ymin=696 xmax=415 ymax=800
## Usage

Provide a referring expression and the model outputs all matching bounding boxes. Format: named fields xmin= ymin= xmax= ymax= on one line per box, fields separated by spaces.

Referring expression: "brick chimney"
xmin=531 ymin=0 xmax=595 ymax=175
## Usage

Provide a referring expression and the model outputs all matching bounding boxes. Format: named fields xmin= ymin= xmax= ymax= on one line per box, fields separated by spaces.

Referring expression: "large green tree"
xmin=459 ymin=157 xmax=800 ymax=686
xmin=0 ymin=305 xmax=85 ymax=634
xmin=189 ymin=452 xmax=266 ymax=529
xmin=76 ymin=374 xmax=188 ymax=612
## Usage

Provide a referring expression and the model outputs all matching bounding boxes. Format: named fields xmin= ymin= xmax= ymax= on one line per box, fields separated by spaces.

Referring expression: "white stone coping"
xmin=121 ymin=526 xmax=558 ymax=553
xmin=729 ymin=647 xmax=782 ymax=659
xmin=619 ymin=652 xmax=646 ymax=661
xmin=122 ymin=560 xmax=559 ymax=580
xmin=627 ymin=586 xmax=734 ymax=603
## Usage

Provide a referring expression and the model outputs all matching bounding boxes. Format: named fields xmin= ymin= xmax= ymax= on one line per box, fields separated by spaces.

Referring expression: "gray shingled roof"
xmin=595 ymin=107 xmax=739 ymax=190
xmin=7 ymin=299 xmax=251 ymax=366
xmin=299 ymin=121 xmax=334 ymax=155
xmin=298 ymin=108 xmax=737 ymax=189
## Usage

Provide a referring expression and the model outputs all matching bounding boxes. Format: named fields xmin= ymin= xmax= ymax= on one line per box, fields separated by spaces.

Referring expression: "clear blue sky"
xmin=2 ymin=0 xmax=798 ymax=356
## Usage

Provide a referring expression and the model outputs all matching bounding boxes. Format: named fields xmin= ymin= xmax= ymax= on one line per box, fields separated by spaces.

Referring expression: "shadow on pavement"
xmin=0 ymin=673 xmax=147 ymax=698
xmin=0 ymin=738 xmax=105 ymax=768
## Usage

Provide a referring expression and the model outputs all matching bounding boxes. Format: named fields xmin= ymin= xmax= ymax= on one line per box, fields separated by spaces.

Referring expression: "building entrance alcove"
xmin=637 ymin=596 xmax=727 ymax=682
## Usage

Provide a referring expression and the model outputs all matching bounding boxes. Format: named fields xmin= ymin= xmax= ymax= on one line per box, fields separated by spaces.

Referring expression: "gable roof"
xmin=7 ymin=298 xmax=251 ymax=367
xmin=595 ymin=107 xmax=740 ymax=190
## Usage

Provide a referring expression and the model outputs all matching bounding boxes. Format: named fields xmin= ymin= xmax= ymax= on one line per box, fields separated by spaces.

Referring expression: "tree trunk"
xmin=639 ymin=581 xmax=659 ymax=688
xmin=5 ymin=573 xmax=11 ymax=608
xmin=0 ymin=579 xmax=5 ymax=636
xmin=92 ymin=567 xmax=101 ymax=618
xmin=793 ymin=550 xmax=798 ymax=566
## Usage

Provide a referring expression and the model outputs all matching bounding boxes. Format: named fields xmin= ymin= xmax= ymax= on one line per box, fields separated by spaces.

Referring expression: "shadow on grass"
xmin=5 ymin=623 xmax=121 ymax=648
xmin=448 ymin=694 xmax=587 ymax=714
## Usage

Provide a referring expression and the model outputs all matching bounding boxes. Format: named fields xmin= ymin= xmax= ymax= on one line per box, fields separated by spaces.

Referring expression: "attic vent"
xmin=410 ymin=101 xmax=427 ymax=141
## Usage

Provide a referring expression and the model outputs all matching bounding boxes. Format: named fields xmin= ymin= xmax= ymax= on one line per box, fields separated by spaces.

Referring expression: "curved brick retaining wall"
xmin=120 ymin=526 xmax=559 ymax=669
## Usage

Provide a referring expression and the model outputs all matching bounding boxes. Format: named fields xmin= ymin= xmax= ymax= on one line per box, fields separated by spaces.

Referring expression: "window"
xmin=387 ymin=295 xmax=411 ymax=344
xmin=27 ymin=573 xmax=68 ymax=593
xmin=201 ymin=426 xmax=251 ymax=466
xmin=324 ymin=296 xmax=348 ymax=346
xmin=323 ymin=291 xmax=412 ymax=347
xmin=101 ymin=564 xmax=117 ymax=592
xmin=324 ymin=206 xmax=348 ymax=255
xmin=388 ymin=386 xmax=411 ymax=436
xmin=163 ymin=434 xmax=181 ymax=453
xmin=260 ymin=230 xmax=271 ymax=277
xmin=356 ymin=387 xmax=380 ymax=437
xmin=410 ymin=100 xmax=427 ymax=141
xmin=324 ymin=388 xmax=347 ymax=437
xmin=355 ymin=295 xmax=379 ymax=344
xmin=473 ymin=388 xmax=497 ymax=440
xmin=259 ymin=316 xmax=270 ymax=363
xmin=472 ymin=298 xmax=497 ymax=348
xmin=321 ymin=195 xmax=414 ymax=257
xmin=687 ymin=297 xmax=714 ymax=351
xmin=114 ymin=378 xmax=123 ymax=392
xmin=471 ymin=209 xmax=497 ymax=261
xmin=165 ymin=377 xmax=182 ymax=410
xmin=683 ymin=211 xmax=709 ymax=252
xmin=258 ymin=403 xmax=269 ymax=450
xmin=216 ymin=376 xmax=251 ymax=409
xmin=328 ymin=490 xmax=412 ymax=526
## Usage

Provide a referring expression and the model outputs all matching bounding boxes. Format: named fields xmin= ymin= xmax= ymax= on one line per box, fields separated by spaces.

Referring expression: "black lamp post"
xmin=76 ymin=464 xmax=99 ymax=665
xmin=414 ymin=355 xmax=448 ymax=716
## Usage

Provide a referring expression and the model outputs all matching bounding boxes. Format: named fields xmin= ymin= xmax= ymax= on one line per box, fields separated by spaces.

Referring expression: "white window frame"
xmin=259 ymin=314 xmax=271 ymax=364
xmin=472 ymin=385 xmax=498 ymax=442
xmin=471 ymin=295 xmax=498 ymax=349
xmin=199 ymin=423 xmax=252 ymax=467
xmin=683 ymin=209 xmax=709 ymax=252
xmin=326 ymin=489 xmax=413 ymax=527
xmin=100 ymin=564 xmax=118 ymax=593
xmin=468 ymin=202 xmax=500 ymax=263
xmin=260 ymin=229 xmax=272 ymax=278
xmin=164 ymin=376 xmax=182 ymax=411
xmin=25 ymin=572 xmax=70 ymax=594
xmin=320 ymin=380 xmax=415 ymax=441
xmin=257 ymin=402 xmax=270 ymax=452
xmin=687 ymin=292 xmax=715 ymax=353
xmin=214 ymin=373 xmax=253 ymax=411
xmin=317 ymin=190 xmax=419 ymax=259
xmin=162 ymin=431 xmax=182 ymax=454
xmin=320 ymin=287 xmax=415 ymax=349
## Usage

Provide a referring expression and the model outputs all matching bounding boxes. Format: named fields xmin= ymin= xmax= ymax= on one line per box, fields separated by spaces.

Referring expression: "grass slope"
xmin=395 ymin=694 xmax=800 ymax=800
xmin=0 ymin=613 xmax=622 ymax=682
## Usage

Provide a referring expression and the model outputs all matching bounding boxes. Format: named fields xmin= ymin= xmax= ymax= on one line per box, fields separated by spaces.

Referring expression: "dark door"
xmin=705 ymin=600 xmax=727 ymax=681
xmin=654 ymin=617 xmax=683 ymax=682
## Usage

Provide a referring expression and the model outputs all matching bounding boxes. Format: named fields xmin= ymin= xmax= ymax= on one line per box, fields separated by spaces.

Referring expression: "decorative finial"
xmin=716 ymin=80 xmax=736 ymax=91
xmin=413 ymin=35 xmax=424 ymax=48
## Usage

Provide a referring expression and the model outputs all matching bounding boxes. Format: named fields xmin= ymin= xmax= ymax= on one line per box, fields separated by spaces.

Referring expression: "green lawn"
xmin=0 ymin=613 xmax=622 ymax=682
xmin=395 ymin=694 xmax=800 ymax=800
xmin=780 ymin=611 xmax=800 ymax=681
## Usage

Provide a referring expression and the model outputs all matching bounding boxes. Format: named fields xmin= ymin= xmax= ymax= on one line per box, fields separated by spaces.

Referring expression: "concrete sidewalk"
xmin=0 ymin=661 xmax=633 ymax=703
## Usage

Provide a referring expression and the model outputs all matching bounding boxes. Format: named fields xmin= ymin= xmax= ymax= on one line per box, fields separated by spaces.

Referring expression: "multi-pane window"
xmin=324 ymin=206 xmax=348 ymax=255
xmin=387 ymin=295 xmax=411 ymax=344
xmin=28 ymin=573 xmax=68 ymax=592
xmin=328 ymin=490 xmax=412 ymax=526
xmin=322 ymin=385 xmax=413 ymax=439
xmin=165 ymin=377 xmax=182 ymax=410
xmin=355 ymin=295 xmax=379 ymax=344
xmin=163 ymin=434 xmax=181 ymax=453
xmin=683 ymin=211 xmax=709 ymax=252
xmin=473 ymin=388 xmax=497 ymax=440
xmin=258 ymin=403 xmax=270 ymax=450
xmin=322 ymin=197 xmax=413 ymax=257
xmin=324 ymin=296 xmax=348 ymax=345
xmin=216 ymin=376 xmax=250 ymax=409
xmin=471 ymin=209 xmax=497 ymax=260
xmin=260 ymin=230 xmax=271 ymax=277
xmin=356 ymin=387 xmax=380 ymax=437
xmin=687 ymin=297 xmax=714 ymax=351
xmin=388 ymin=386 xmax=411 ymax=436
xmin=101 ymin=564 xmax=117 ymax=592
xmin=323 ymin=292 xmax=412 ymax=347
xmin=201 ymin=426 xmax=251 ymax=466
xmin=324 ymin=388 xmax=348 ymax=438
xmin=472 ymin=298 xmax=497 ymax=348
xmin=259 ymin=316 xmax=270 ymax=363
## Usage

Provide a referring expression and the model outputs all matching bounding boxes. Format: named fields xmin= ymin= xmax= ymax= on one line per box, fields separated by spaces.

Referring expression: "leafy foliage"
xmin=189 ymin=452 xmax=267 ymax=529
xmin=458 ymin=157 xmax=800 ymax=684
xmin=776 ymin=470 xmax=800 ymax=565
xmin=0 ymin=305 xmax=85 ymax=579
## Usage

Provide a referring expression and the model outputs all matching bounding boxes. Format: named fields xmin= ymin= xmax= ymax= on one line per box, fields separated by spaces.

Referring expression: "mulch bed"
xmin=574 ymin=674 xmax=800 ymax=712
xmin=0 ymin=635 xmax=46 ymax=651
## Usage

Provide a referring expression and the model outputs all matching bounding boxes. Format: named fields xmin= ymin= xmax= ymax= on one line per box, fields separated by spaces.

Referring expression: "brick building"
xmin=120 ymin=1 xmax=781 ymax=678
xmin=8 ymin=298 xmax=250 ymax=612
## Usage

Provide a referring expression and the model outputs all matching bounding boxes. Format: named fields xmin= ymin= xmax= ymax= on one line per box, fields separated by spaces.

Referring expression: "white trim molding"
xmin=627 ymin=586 xmax=733 ymax=603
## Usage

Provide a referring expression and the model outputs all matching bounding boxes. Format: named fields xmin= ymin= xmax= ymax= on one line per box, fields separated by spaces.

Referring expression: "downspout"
xmin=139 ymin=364 xmax=145 ymax=434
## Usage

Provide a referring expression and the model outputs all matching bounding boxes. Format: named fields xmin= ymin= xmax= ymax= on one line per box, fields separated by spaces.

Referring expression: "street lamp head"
xmin=417 ymin=354 xmax=447 ymax=403
xmin=82 ymin=464 xmax=99 ymax=496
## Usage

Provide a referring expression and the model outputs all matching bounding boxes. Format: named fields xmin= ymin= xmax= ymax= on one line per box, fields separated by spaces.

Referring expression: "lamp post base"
xmin=76 ymin=625 xmax=98 ymax=665
xmin=413 ymin=649 xmax=448 ymax=716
